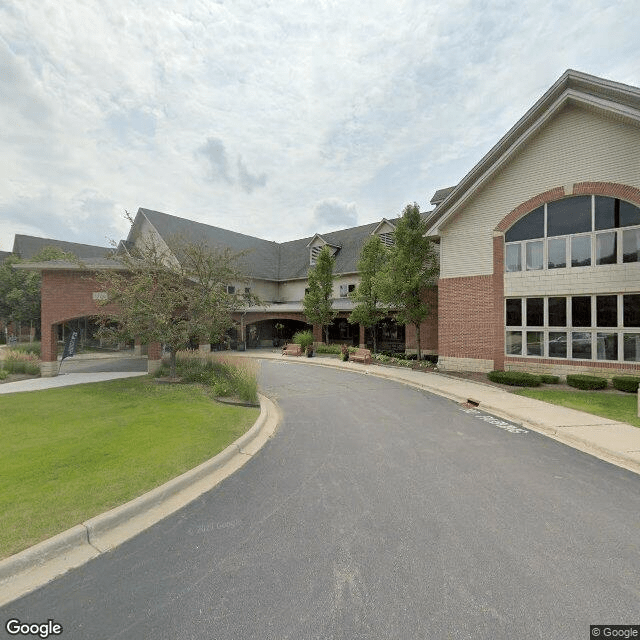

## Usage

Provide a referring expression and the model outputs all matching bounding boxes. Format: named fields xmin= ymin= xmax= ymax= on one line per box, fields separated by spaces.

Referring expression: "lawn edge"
xmin=0 ymin=393 xmax=280 ymax=607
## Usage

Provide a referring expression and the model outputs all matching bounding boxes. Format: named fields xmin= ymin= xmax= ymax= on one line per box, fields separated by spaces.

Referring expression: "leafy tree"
xmin=95 ymin=237 xmax=258 ymax=378
xmin=0 ymin=247 xmax=74 ymax=338
xmin=348 ymin=234 xmax=389 ymax=352
xmin=378 ymin=203 xmax=438 ymax=360
xmin=303 ymin=245 xmax=336 ymax=344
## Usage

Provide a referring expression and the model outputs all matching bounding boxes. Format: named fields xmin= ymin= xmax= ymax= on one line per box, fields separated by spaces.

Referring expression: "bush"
xmin=487 ymin=370 xmax=542 ymax=387
xmin=12 ymin=342 xmax=41 ymax=356
xmin=314 ymin=344 xmax=342 ymax=354
xmin=566 ymin=374 xmax=607 ymax=390
xmin=3 ymin=350 xmax=40 ymax=375
xmin=540 ymin=374 xmax=560 ymax=384
xmin=0 ymin=369 xmax=8 ymax=380
xmin=292 ymin=330 xmax=314 ymax=352
xmin=612 ymin=376 xmax=640 ymax=393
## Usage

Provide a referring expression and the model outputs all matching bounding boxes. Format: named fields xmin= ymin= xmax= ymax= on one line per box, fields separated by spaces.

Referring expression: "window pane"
xmin=547 ymin=237 xmax=566 ymax=269
xmin=596 ymin=232 xmax=617 ymax=265
xmin=505 ymin=206 xmax=544 ymax=242
xmin=623 ymin=294 xmax=640 ymax=327
xmin=548 ymin=297 xmax=567 ymax=326
xmin=596 ymin=295 xmax=617 ymax=327
xmin=594 ymin=196 xmax=616 ymax=230
xmin=526 ymin=331 xmax=543 ymax=356
xmin=623 ymin=334 xmax=640 ymax=361
xmin=620 ymin=201 xmax=640 ymax=227
xmin=571 ymin=235 xmax=591 ymax=267
xmin=526 ymin=298 xmax=544 ymax=326
xmin=596 ymin=333 xmax=618 ymax=360
xmin=547 ymin=196 xmax=592 ymax=237
xmin=572 ymin=296 xmax=591 ymax=327
xmin=572 ymin=332 xmax=592 ymax=359
xmin=506 ymin=299 xmax=522 ymax=326
xmin=623 ymin=228 xmax=640 ymax=263
xmin=526 ymin=241 xmax=543 ymax=270
xmin=505 ymin=244 xmax=521 ymax=272
xmin=549 ymin=332 xmax=567 ymax=358
xmin=506 ymin=331 xmax=522 ymax=355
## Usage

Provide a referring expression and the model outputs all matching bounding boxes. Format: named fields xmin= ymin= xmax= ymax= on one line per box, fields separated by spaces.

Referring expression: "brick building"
xmin=427 ymin=69 xmax=640 ymax=376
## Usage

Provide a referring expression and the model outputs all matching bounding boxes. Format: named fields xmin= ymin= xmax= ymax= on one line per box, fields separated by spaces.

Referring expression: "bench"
xmin=349 ymin=348 xmax=372 ymax=364
xmin=282 ymin=343 xmax=303 ymax=356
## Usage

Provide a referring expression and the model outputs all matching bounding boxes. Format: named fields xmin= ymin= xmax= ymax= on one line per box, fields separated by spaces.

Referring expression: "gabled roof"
xmin=11 ymin=234 xmax=112 ymax=260
xmin=429 ymin=186 xmax=456 ymax=206
xmin=426 ymin=69 xmax=640 ymax=236
xmin=305 ymin=233 xmax=341 ymax=249
xmin=370 ymin=218 xmax=396 ymax=235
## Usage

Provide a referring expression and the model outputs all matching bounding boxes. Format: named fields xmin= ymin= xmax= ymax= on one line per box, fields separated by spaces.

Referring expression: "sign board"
xmin=61 ymin=331 xmax=78 ymax=361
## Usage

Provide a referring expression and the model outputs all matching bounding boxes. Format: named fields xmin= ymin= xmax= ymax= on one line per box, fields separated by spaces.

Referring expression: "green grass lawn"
xmin=514 ymin=388 xmax=640 ymax=428
xmin=0 ymin=377 xmax=259 ymax=559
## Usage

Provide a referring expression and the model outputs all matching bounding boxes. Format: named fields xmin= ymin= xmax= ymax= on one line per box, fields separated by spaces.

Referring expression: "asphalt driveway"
xmin=2 ymin=360 xmax=639 ymax=639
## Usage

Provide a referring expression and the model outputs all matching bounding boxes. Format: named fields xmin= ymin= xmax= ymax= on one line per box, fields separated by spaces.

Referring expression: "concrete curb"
xmin=0 ymin=393 xmax=280 ymax=607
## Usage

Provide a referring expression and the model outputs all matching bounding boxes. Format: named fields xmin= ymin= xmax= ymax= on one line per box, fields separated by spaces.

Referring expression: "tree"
xmin=378 ymin=203 xmax=439 ymax=360
xmin=348 ymin=234 xmax=389 ymax=352
xmin=94 ymin=237 xmax=258 ymax=378
xmin=0 ymin=247 xmax=74 ymax=340
xmin=303 ymin=246 xmax=336 ymax=344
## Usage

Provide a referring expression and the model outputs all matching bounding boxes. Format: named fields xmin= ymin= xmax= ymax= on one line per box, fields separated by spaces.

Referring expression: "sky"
xmin=1 ymin=0 xmax=639 ymax=252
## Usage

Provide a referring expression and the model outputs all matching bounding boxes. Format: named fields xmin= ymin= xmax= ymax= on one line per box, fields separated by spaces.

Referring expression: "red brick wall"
xmin=573 ymin=182 xmax=640 ymax=205
xmin=41 ymin=270 xmax=118 ymax=362
xmin=438 ymin=275 xmax=498 ymax=361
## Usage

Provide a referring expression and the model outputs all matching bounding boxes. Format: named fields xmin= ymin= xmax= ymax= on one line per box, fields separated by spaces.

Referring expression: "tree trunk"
xmin=372 ymin=326 xmax=377 ymax=354
xmin=169 ymin=348 xmax=177 ymax=379
xmin=415 ymin=322 xmax=421 ymax=361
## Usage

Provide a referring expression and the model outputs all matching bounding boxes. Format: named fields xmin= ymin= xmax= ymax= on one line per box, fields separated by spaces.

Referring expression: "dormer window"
xmin=379 ymin=232 xmax=394 ymax=247
xmin=310 ymin=245 xmax=323 ymax=265
xmin=307 ymin=234 xmax=340 ymax=265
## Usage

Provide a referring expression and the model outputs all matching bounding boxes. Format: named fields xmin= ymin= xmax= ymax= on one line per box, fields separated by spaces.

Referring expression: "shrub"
xmin=292 ymin=330 xmax=314 ymax=352
xmin=540 ymin=374 xmax=560 ymax=384
xmin=566 ymin=374 xmax=607 ymax=390
xmin=612 ymin=376 xmax=640 ymax=393
xmin=315 ymin=344 xmax=342 ymax=354
xmin=3 ymin=350 xmax=40 ymax=375
xmin=487 ymin=370 xmax=542 ymax=387
xmin=0 ymin=369 xmax=8 ymax=380
xmin=12 ymin=342 xmax=41 ymax=356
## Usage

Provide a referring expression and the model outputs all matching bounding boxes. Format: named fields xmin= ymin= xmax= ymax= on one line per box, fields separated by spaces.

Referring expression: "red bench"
xmin=350 ymin=348 xmax=372 ymax=364
xmin=282 ymin=343 xmax=303 ymax=356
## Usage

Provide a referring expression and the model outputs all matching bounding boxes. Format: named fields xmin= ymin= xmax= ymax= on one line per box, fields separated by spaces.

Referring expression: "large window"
xmin=505 ymin=293 xmax=640 ymax=362
xmin=505 ymin=195 xmax=640 ymax=272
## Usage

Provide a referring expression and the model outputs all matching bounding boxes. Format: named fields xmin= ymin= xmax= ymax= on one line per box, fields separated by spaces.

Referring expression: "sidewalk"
xmin=238 ymin=349 xmax=640 ymax=476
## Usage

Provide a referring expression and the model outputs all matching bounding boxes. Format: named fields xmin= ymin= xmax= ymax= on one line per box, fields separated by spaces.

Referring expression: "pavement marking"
xmin=459 ymin=406 xmax=529 ymax=434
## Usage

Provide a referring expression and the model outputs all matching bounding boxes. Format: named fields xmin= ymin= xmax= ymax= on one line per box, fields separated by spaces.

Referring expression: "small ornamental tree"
xmin=303 ymin=245 xmax=336 ymax=344
xmin=94 ymin=237 xmax=258 ymax=378
xmin=378 ymin=203 xmax=438 ymax=360
xmin=348 ymin=234 xmax=389 ymax=352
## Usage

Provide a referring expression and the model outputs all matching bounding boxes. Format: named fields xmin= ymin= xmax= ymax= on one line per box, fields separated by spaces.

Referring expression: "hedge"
xmin=540 ymin=374 xmax=560 ymax=384
xmin=487 ymin=371 xmax=541 ymax=387
xmin=611 ymin=376 xmax=640 ymax=394
xmin=566 ymin=374 xmax=607 ymax=390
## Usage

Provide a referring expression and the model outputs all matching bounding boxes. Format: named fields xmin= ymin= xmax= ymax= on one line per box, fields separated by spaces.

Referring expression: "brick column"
xmin=133 ymin=337 xmax=143 ymax=356
xmin=40 ymin=323 xmax=59 ymax=377
xmin=359 ymin=324 xmax=365 ymax=348
xmin=147 ymin=341 xmax=162 ymax=374
xmin=313 ymin=324 xmax=323 ymax=344
xmin=492 ymin=234 xmax=505 ymax=371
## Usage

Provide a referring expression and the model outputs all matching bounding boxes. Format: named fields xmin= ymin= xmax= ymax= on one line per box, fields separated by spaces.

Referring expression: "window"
xmin=506 ymin=244 xmax=521 ymax=272
xmin=339 ymin=284 xmax=356 ymax=297
xmin=548 ymin=238 xmax=566 ymax=269
xmin=506 ymin=299 xmax=522 ymax=326
xmin=310 ymin=246 xmax=323 ymax=265
xmin=596 ymin=232 xmax=617 ymax=265
xmin=505 ymin=195 xmax=640 ymax=272
xmin=505 ymin=294 xmax=640 ymax=362
xmin=379 ymin=232 xmax=394 ymax=247
xmin=572 ymin=297 xmax=591 ymax=327
xmin=571 ymin=235 xmax=591 ymax=267
xmin=596 ymin=296 xmax=617 ymax=327
xmin=226 ymin=285 xmax=235 ymax=294
xmin=525 ymin=241 xmax=543 ymax=270
xmin=526 ymin=298 xmax=543 ymax=326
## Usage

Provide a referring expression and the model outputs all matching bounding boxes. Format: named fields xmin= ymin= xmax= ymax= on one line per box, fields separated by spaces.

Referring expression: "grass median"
xmin=514 ymin=388 xmax=640 ymax=428
xmin=0 ymin=376 xmax=259 ymax=559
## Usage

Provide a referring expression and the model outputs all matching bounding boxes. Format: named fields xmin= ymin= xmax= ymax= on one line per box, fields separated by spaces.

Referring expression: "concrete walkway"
xmin=236 ymin=349 xmax=640 ymax=475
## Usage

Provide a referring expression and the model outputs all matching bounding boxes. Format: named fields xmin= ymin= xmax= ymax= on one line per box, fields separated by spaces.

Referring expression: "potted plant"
xmin=292 ymin=330 xmax=314 ymax=357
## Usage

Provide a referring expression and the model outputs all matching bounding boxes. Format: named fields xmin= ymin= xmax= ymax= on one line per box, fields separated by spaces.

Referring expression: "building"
xmin=428 ymin=69 xmax=640 ymax=377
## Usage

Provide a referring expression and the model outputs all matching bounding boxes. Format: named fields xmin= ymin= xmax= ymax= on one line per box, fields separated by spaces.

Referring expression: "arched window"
xmin=505 ymin=195 xmax=640 ymax=272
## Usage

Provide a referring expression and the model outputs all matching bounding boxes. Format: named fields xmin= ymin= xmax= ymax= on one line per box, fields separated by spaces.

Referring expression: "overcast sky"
xmin=1 ymin=0 xmax=639 ymax=251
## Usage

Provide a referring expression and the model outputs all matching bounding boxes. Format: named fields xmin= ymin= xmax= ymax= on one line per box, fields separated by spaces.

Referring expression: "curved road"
xmin=2 ymin=360 xmax=639 ymax=639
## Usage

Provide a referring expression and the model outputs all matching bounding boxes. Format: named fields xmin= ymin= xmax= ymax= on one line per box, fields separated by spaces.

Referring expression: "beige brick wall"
xmin=441 ymin=105 xmax=640 ymax=279
xmin=438 ymin=356 xmax=494 ymax=372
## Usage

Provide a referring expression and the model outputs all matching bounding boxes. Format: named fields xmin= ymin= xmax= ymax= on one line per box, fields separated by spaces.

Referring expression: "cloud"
xmin=197 ymin=137 xmax=233 ymax=184
xmin=310 ymin=198 xmax=358 ymax=233
xmin=237 ymin=156 xmax=267 ymax=194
